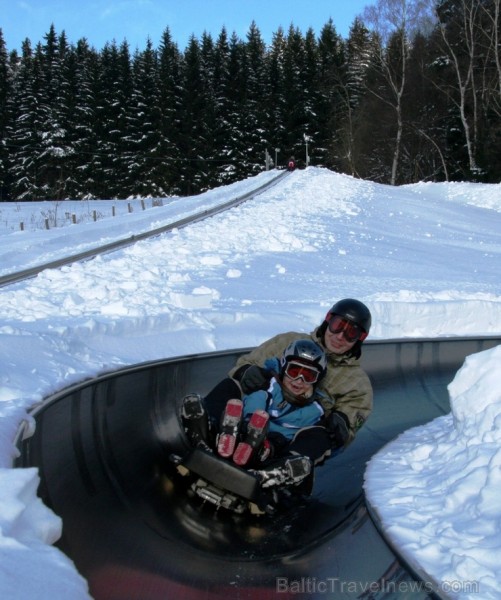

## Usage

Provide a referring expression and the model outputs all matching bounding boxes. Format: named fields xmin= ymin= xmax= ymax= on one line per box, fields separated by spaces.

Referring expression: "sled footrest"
xmin=181 ymin=448 xmax=261 ymax=501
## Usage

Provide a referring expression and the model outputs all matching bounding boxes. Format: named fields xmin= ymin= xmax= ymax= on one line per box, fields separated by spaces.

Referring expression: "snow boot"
xmin=217 ymin=398 xmax=243 ymax=458
xmin=250 ymin=455 xmax=312 ymax=489
xmin=181 ymin=393 xmax=212 ymax=451
xmin=233 ymin=410 xmax=270 ymax=467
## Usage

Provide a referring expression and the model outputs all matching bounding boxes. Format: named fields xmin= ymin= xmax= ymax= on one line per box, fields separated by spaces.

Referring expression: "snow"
xmin=365 ymin=346 xmax=501 ymax=599
xmin=0 ymin=167 xmax=500 ymax=599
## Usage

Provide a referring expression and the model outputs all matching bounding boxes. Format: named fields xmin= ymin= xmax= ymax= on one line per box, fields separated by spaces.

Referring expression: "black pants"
xmin=203 ymin=377 xmax=242 ymax=425
xmin=203 ymin=378 xmax=332 ymax=465
xmin=288 ymin=426 xmax=332 ymax=465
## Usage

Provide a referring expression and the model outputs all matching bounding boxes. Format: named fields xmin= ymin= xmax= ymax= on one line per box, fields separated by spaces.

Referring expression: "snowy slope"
xmin=0 ymin=167 xmax=500 ymax=599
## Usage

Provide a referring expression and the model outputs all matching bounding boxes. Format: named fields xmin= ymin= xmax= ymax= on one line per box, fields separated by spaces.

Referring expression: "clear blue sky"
xmin=1 ymin=0 xmax=370 ymax=52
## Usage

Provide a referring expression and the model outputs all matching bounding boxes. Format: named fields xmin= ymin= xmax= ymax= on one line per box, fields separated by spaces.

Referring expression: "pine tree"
xmin=33 ymin=25 xmax=72 ymax=199
xmin=242 ymin=22 xmax=268 ymax=174
xmin=70 ymin=39 xmax=100 ymax=198
xmin=128 ymin=39 xmax=168 ymax=197
xmin=281 ymin=25 xmax=312 ymax=163
xmin=180 ymin=35 xmax=208 ymax=195
xmin=8 ymin=39 xmax=46 ymax=200
xmin=302 ymin=27 xmax=322 ymax=166
xmin=1 ymin=13 xmax=500 ymax=194
xmin=225 ymin=32 xmax=251 ymax=181
xmin=0 ymin=30 xmax=12 ymax=200
xmin=212 ymin=27 xmax=239 ymax=185
xmin=57 ymin=34 xmax=93 ymax=199
xmin=92 ymin=41 xmax=134 ymax=198
xmin=316 ymin=19 xmax=347 ymax=168
xmin=338 ymin=18 xmax=373 ymax=176
xmin=157 ymin=28 xmax=184 ymax=195
xmin=264 ymin=28 xmax=287 ymax=168
xmin=198 ymin=31 xmax=218 ymax=190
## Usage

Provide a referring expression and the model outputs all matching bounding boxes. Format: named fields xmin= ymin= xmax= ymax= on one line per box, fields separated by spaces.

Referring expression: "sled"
xmin=170 ymin=448 xmax=283 ymax=515
xmin=169 ymin=445 xmax=312 ymax=516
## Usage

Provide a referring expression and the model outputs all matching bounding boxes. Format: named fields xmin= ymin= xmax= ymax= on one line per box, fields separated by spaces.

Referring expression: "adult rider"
xmin=199 ymin=298 xmax=373 ymax=485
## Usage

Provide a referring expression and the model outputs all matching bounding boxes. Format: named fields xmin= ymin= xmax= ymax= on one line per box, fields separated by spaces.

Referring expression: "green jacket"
xmin=229 ymin=328 xmax=373 ymax=446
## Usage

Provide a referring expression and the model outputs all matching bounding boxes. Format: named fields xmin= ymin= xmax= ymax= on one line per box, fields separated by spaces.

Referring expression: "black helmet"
xmin=326 ymin=298 xmax=372 ymax=335
xmin=280 ymin=339 xmax=327 ymax=380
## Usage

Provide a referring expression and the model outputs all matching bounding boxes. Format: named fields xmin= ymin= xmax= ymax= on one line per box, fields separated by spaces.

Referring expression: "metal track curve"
xmin=0 ymin=171 xmax=288 ymax=288
xmin=15 ymin=336 xmax=501 ymax=599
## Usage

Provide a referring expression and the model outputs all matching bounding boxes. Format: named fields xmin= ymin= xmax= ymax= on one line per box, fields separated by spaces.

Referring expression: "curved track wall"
xmin=16 ymin=336 xmax=501 ymax=599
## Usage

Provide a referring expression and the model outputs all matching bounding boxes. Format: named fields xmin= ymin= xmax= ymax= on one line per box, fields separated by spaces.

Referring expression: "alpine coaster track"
xmin=15 ymin=336 xmax=501 ymax=600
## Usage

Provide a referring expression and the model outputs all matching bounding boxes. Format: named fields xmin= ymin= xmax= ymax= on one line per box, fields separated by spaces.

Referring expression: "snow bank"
xmin=365 ymin=345 xmax=501 ymax=599
xmin=0 ymin=468 xmax=90 ymax=599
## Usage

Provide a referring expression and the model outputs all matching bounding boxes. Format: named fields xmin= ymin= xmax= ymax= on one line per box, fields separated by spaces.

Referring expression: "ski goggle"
xmin=327 ymin=314 xmax=368 ymax=343
xmin=284 ymin=361 xmax=321 ymax=384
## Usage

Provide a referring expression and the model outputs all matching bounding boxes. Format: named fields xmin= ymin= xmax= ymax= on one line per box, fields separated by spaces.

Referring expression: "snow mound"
xmin=0 ymin=467 xmax=90 ymax=599
xmin=365 ymin=345 xmax=501 ymax=599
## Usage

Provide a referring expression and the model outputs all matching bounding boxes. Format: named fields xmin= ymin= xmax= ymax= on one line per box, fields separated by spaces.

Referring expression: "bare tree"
xmin=363 ymin=0 xmax=435 ymax=184
xmin=492 ymin=0 xmax=501 ymax=101
xmin=479 ymin=0 xmax=501 ymax=116
xmin=434 ymin=0 xmax=482 ymax=173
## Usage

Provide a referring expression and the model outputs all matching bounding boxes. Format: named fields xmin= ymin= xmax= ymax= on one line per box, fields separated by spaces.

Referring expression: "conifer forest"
xmin=0 ymin=0 xmax=500 ymax=201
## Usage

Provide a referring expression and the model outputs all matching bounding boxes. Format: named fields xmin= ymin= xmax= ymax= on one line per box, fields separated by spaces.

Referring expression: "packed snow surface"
xmin=0 ymin=168 xmax=500 ymax=598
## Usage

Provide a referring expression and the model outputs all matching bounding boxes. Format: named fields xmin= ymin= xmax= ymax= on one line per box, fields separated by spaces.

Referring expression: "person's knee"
xmin=288 ymin=426 xmax=331 ymax=462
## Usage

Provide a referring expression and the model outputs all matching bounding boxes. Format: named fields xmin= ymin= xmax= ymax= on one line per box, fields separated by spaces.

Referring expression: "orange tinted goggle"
xmin=327 ymin=314 xmax=367 ymax=343
xmin=284 ymin=361 xmax=321 ymax=384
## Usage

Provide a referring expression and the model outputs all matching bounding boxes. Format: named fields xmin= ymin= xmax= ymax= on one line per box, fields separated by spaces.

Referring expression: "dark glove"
xmin=325 ymin=411 xmax=350 ymax=449
xmin=234 ymin=364 xmax=272 ymax=394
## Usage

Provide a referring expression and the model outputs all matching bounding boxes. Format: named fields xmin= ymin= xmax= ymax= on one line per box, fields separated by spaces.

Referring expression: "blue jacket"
xmin=242 ymin=363 xmax=324 ymax=441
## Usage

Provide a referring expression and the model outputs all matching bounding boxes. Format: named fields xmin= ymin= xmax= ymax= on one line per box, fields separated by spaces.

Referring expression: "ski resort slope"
xmin=0 ymin=167 xmax=501 ymax=598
